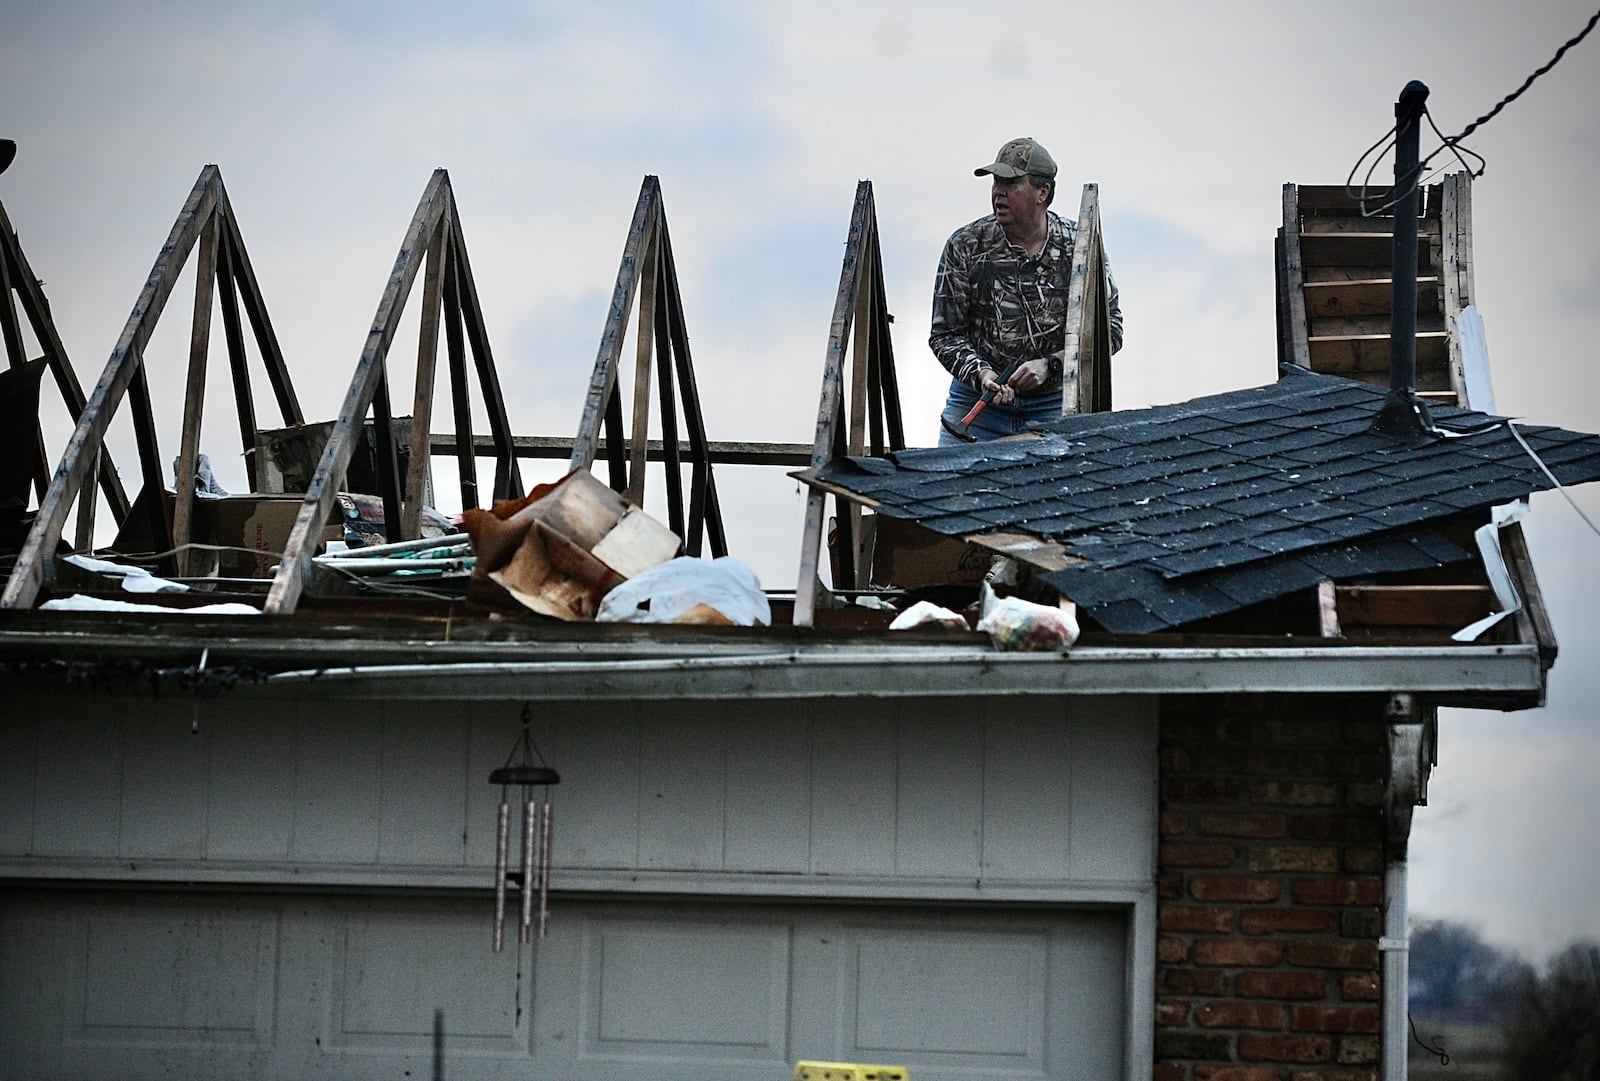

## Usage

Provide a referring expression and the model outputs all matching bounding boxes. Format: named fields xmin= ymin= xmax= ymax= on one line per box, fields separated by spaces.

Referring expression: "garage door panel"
xmin=3 ymin=889 xmax=1129 ymax=1081
xmin=72 ymin=905 xmax=278 ymax=1047
xmin=580 ymin=918 xmax=791 ymax=1059
xmin=846 ymin=928 xmax=1047 ymax=1065
xmin=328 ymin=909 xmax=526 ymax=1055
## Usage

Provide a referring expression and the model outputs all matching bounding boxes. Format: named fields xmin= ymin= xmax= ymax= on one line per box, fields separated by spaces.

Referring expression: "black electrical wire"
xmin=1409 ymin=1013 xmax=1451 ymax=1066
xmin=1346 ymin=5 xmax=1600 ymax=214
xmin=1441 ymin=5 xmax=1600 ymax=147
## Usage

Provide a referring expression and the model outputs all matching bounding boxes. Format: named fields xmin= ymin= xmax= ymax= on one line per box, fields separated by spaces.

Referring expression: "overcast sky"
xmin=3 ymin=0 xmax=1597 ymax=959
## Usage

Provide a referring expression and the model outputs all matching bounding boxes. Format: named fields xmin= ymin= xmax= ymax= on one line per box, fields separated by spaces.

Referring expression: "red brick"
xmin=1153 ymin=1064 xmax=1188 ymax=1081
xmin=1240 ymin=908 xmax=1334 ymax=935
xmin=1238 ymin=1034 xmax=1333 ymax=1064
xmin=1165 ymin=778 xmax=1243 ymax=803
xmin=1290 ymin=878 xmax=1383 ymax=906
xmin=1253 ymin=781 xmax=1340 ymax=807
xmin=1236 ymin=971 xmax=1328 ymax=1000
xmin=1344 ymin=782 xmax=1385 ymax=809
xmin=1194 ymin=1001 xmax=1286 ymax=1030
xmin=1199 ymin=811 xmax=1287 ymax=839
xmin=1159 ymin=935 xmax=1191 ymax=963
xmin=1194 ymin=939 xmax=1285 ymax=967
xmin=1197 ymin=749 xmax=1291 ymax=775
xmin=1291 ymin=1006 xmax=1379 ymax=1034
xmin=1248 ymin=846 xmax=1340 ymax=873
xmin=1157 ymin=998 xmax=1193 ymax=1026
xmin=1290 ymin=1071 xmax=1378 ymax=1081
xmin=1162 ymin=906 xmax=1238 ymax=934
xmin=1162 ymin=746 xmax=1195 ymax=772
xmin=1342 ymin=849 xmax=1384 ymax=874
xmin=1163 ymin=841 xmax=1240 ymax=868
xmin=1253 ymin=717 xmax=1341 ymax=747
xmin=1160 ymin=870 xmax=1186 ymax=900
xmin=1335 ymin=1036 xmax=1380 ymax=1065
xmin=1286 ymin=940 xmax=1379 ymax=970
xmin=1190 ymin=876 xmax=1282 ymax=903
xmin=1161 ymin=810 xmax=1191 ymax=837
xmin=1292 ymin=814 xmax=1382 ymax=843
xmin=1162 ymin=969 xmax=1230 ymax=995
xmin=1294 ymin=751 xmax=1385 ymax=778
xmin=1196 ymin=1069 xmax=1282 ymax=1081
xmin=1340 ymin=973 xmax=1380 ymax=1001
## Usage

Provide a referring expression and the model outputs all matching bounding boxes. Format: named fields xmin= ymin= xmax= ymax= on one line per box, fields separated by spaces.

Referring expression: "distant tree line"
xmin=1411 ymin=918 xmax=1600 ymax=1080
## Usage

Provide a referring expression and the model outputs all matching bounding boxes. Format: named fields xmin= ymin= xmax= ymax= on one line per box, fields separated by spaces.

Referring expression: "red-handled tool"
xmin=940 ymin=359 xmax=1023 ymax=443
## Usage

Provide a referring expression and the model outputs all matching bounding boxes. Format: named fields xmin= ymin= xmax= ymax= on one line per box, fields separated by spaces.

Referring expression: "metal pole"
xmin=1373 ymin=80 xmax=1436 ymax=440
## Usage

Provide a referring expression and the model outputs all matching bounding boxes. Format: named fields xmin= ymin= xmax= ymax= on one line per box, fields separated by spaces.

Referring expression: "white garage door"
xmin=1 ymin=887 xmax=1127 ymax=1081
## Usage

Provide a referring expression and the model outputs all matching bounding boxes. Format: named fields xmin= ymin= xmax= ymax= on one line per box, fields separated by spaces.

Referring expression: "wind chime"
xmin=489 ymin=704 xmax=559 ymax=951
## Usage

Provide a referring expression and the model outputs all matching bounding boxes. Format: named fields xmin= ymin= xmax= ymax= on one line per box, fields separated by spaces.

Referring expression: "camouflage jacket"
xmin=928 ymin=211 xmax=1122 ymax=394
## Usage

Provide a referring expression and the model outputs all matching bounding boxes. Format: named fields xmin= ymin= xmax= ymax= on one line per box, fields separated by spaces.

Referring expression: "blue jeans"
xmin=937 ymin=378 xmax=1063 ymax=445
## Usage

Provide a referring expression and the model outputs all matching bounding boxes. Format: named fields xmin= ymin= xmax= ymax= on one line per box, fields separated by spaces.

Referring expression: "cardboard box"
xmin=203 ymin=495 xmax=335 ymax=579
xmin=868 ymin=514 xmax=991 ymax=589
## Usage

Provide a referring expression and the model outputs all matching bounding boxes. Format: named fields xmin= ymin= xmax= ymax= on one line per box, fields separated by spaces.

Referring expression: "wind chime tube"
xmin=538 ymin=801 xmax=554 ymax=939
xmin=519 ymin=795 xmax=536 ymax=943
xmin=492 ymin=800 xmax=510 ymax=952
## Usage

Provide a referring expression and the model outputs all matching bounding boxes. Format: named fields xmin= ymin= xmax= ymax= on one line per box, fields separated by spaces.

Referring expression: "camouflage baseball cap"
xmin=974 ymin=137 xmax=1057 ymax=180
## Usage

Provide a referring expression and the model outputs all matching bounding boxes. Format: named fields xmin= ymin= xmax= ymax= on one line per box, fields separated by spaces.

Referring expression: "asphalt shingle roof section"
xmin=803 ymin=366 xmax=1600 ymax=633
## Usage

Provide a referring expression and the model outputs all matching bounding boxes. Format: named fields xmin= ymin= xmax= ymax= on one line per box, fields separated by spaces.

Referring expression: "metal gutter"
xmin=233 ymin=643 xmax=1543 ymax=701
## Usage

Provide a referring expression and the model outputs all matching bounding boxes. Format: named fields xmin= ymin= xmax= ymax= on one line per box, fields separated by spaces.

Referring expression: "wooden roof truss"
xmin=569 ymin=175 xmax=728 ymax=560
xmin=2 ymin=165 xmax=303 ymax=607
xmin=263 ymin=168 xmax=522 ymax=614
xmin=793 ymin=180 xmax=906 ymax=626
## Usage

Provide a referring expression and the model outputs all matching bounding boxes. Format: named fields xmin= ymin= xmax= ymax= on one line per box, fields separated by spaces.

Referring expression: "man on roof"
xmin=930 ymin=136 xmax=1122 ymax=444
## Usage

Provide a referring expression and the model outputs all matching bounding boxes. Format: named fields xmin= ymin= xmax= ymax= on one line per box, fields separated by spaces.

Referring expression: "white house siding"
xmin=0 ymin=690 xmax=1156 ymax=1080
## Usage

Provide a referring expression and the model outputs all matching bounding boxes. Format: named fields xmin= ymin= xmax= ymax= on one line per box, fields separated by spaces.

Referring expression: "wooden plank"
xmin=1299 ymin=216 xmax=1440 ymax=237
xmin=2 ymin=168 xmax=217 ymax=609
xmin=1060 ymin=183 xmax=1102 ymax=411
xmin=0 ymin=219 xmax=26 ymax=366
xmin=1317 ymin=580 xmax=1341 ymax=637
xmin=1334 ymin=584 xmax=1495 ymax=627
xmin=1307 ymin=331 xmax=1448 ymax=374
xmin=1300 ymin=232 xmax=1434 ymax=269
xmin=1280 ymin=185 xmax=1311 ymax=369
xmin=1294 ymin=185 xmax=1368 ymax=212
xmin=1303 ymin=276 xmax=1440 ymax=318
xmin=1441 ymin=173 xmax=1469 ymax=406
xmin=215 ymin=214 xmax=260 ymax=490
xmin=659 ymin=221 xmax=726 ymax=557
xmin=403 ymin=211 xmax=449 ymax=539
xmin=845 ymin=219 xmax=875 ymax=588
xmin=793 ymin=181 xmax=870 ymax=626
xmin=429 ymin=432 xmax=813 ymax=467
xmin=218 ymin=186 xmax=302 ymax=426
xmin=571 ymin=177 xmax=657 ymax=473
xmin=627 ymin=220 xmax=661 ymax=506
xmin=173 ymin=212 xmax=219 ymax=577
xmin=447 ymin=206 xmax=522 ymax=500
xmin=0 ymin=198 xmax=129 ymax=521
xmin=1500 ymin=522 xmax=1558 ymax=667
xmin=1309 ymin=313 xmax=1445 ymax=337
xmin=653 ymin=273 xmax=686 ymax=540
xmin=440 ymin=241 xmax=478 ymax=509
xmin=263 ymin=169 xmax=447 ymax=615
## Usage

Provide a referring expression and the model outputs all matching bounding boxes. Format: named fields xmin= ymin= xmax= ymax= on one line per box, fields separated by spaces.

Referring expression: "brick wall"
xmin=1155 ymin=695 xmax=1388 ymax=1081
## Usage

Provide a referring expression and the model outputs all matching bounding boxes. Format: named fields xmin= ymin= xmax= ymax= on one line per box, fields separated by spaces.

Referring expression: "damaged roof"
xmin=803 ymin=366 xmax=1600 ymax=633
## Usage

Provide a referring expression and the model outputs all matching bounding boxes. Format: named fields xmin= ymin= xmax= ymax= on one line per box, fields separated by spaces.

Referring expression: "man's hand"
xmin=979 ymin=366 xmax=1015 ymax=405
xmin=1006 ymin=357 xmax=1052 ymax=396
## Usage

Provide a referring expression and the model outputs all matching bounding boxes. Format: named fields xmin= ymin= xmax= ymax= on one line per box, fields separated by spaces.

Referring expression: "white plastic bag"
xmin=596 ymin=556 xmax=770 ymax=626
xmin=976 ymin=583 xmax=1079 ymax=651
xmin=889 ymin=600 xmax=970 ymax=632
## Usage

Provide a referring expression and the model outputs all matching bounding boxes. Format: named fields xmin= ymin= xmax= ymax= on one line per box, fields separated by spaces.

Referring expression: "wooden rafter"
xmin=263 ymin=169 xmax=521 ymax=615
xmin=2 ymin=165 xmax=301 ymax=607
xmin=793 ymin=180 xmax=905 ymax=627
xmin=0 ymin=194 xmax=130 ymax=549
xmin=1060 ymin=183 xmax=1113 ymax=414
xmin=570 ymin=175 xmax=727 ymax=558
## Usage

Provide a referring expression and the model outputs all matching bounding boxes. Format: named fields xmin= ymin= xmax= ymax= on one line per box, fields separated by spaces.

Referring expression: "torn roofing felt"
xmin=799 ymin=365 xmax=1600 ymax=633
